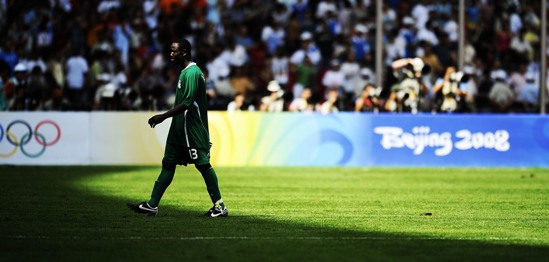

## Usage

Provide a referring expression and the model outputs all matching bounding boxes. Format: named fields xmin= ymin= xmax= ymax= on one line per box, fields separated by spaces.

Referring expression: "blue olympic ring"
xmin=0 ymin=120 xmax=61 ymax=158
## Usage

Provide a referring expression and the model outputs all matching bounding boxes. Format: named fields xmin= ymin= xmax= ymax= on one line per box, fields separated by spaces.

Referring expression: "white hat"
xmin=493 ymin=70 xmax=507 ymax=80
xmin=360 ymin=68 xmax=373 ymax=79
xmin=525 ymin=72 xmax=536 ymax=81
xmin=14 ymin=63 xmax=27 ymax=72
xmin=300 ymin=31 xmax=313 ymax=41
xmin=267 ymin=80 xmax=281 ymax=92
xmin=411 ymin=58 xmax=424 ymax=72
xmin=97 ymin=73 xmax=112 ymax=82
xmin=463 ymin=65 xmax=475 ymax=75
xmin=355 ymin=24 xmax=368 ymax=34
xmin=403 ymin=16 xmax=415 ymax=25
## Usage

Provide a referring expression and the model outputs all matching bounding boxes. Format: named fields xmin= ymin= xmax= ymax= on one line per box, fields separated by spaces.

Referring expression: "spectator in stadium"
xmin=319 ymin=88 xmax=340 ymax=114
xmin=291 ymin=54 xmax=316 ymax=99
xmin=206 ymin=45 xmax=233 ymax=98
xmin=65 ymin=48 xmax=89 ymax=111
xmin=488 ymin=71 xmax=515 ymax=113
xmin=516 ymin=72 xmax=539 ymax=112
xmin=350 ymin=24 xmax=371 ymax=63
xmin=230 ymin=66 xmax=255 ymax=97
xmin=1 ymin=0 xmax=546 ymax=114
xmin=432 ymin=66 xmax=465 ymax=113
xmin=260 ymin=80 xmax=285 ymax=112
xmin=128 ymin=38 xmax=228 ymax=218
xmin=355 ymin=83 xmax=381 ymax=113
xmin=271 ymin=46 xmax=290 ymax=91
xmin=290 ymin=31 xmax=321 ymax=66
xmin=321 ymin=59 xmax=345 ymax=97
xmin=8 ymin=63 xmax=28 ymax=111
xmin=25 ymin=65 xmax=50 ymax=111
xmin=227 ymin=92 xmax=255 ymax=111
xmin=340 ymin=51 xmax=361 ymax=102
xmin=354 ymin=67 xmax=376 ymax=99
xmin=508 ymin=63 xmax=528 ymax=97
xmin=261 ymin=19 xmax=286 ymax=55
xmin=0 ymin=60 xmax=10 ymax=110
xmin=510 ymin=28 xmax=534 ymax=64
xmin=289 ymin=86 xmax=314 ymax=112
xmin=0 ymin=41 xmax=18 ymax=73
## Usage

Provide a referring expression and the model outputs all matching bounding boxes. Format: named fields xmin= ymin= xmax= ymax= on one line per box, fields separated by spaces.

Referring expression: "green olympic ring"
xmin=20 ymin=132 xmax=47 ymax=158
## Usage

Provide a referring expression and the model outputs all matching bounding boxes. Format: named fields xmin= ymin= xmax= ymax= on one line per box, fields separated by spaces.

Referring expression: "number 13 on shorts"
xmin=189 ymin=148 xmax=198 ymax=160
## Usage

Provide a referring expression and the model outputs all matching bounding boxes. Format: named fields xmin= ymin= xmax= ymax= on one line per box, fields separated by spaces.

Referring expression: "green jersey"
xmin=166 ymin=63 xmax=210 ymax=149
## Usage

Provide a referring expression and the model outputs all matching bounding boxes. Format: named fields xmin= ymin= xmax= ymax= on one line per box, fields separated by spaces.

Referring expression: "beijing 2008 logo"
xmin=0 ymin=120 xmax=61 ymax=158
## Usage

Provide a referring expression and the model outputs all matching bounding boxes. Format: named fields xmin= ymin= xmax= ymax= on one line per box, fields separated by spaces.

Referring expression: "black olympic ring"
xmin=0 ymin=120 xmax=61 ymax=158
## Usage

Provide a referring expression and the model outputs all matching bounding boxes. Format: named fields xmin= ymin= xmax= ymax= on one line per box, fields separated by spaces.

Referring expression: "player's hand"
xmin=148 ymin=114 xmax=165 ymax=128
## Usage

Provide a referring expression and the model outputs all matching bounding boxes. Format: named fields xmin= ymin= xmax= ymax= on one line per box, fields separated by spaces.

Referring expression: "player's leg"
xmin=148 ymin=160 xmax=176 ymax=207
xmin=128 ymin=144 xmax=183 ymax=216
xmin=148 ymin=143 xmax=186 ymax=207
xmin=127 ymin=162 xmax=175 ymax=216
xmin=196 ymin=158 xmax=227 ymax=217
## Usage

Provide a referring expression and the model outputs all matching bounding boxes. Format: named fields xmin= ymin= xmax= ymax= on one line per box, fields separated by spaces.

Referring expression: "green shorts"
xmin=162 ymin=143 xmax=210 ymax=166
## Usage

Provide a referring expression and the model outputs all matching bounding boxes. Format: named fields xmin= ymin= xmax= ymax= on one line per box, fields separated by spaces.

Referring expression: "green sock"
xmin=148 ymin=168 xmax=175 ymax=207
xmin=199 ymin=167 xmax=224 ymax=208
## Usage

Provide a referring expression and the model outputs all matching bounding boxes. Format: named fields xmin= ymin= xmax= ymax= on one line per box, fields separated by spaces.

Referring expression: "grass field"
xmin=0 ymin=166 xmax=548 ymax=261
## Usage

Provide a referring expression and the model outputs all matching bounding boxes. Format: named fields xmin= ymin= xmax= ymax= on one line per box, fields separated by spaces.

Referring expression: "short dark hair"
xmin=176 ymin=38 xmax=192 ymax=54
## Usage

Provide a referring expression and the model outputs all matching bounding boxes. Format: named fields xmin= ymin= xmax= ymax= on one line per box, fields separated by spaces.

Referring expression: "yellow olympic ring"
xmin=0 ymin=132 xmax=18 ymax=158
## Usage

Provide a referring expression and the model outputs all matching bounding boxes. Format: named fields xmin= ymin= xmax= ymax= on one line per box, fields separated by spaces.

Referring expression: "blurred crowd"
xmin=0 ymin=0 xmax=547 ymax=113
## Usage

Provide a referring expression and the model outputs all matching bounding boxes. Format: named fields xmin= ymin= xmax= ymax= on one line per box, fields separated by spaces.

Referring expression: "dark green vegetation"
xmin=1 ymin=166 xmax=548 ymax=261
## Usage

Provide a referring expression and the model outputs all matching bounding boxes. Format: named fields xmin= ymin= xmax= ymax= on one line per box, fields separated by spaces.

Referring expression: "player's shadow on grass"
xmin=1 ymin=166 xmax=548 ymax=262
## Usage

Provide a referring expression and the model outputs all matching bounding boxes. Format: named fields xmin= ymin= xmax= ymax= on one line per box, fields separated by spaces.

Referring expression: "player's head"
xmin=170 ymin=38 xmax=192 ymax=64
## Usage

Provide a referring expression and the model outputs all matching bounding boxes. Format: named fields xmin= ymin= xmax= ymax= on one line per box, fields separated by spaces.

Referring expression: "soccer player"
xmin=127 ymin=38 xmax=228 ymax=217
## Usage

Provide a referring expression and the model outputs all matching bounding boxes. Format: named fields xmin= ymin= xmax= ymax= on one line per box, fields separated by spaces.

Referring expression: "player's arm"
xmin=149 ymin=71 xmax=200 ymax=128
xmin=148 ymin=103 xmax=189 ymax=128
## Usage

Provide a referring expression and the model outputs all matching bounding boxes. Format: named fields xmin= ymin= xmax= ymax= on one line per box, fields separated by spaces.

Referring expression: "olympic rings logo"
xmin=0 ymin=120 xmax=61 ymax=158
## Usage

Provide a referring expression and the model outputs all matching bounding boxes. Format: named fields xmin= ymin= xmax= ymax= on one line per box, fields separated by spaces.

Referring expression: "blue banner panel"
xmin=365 ymin=114 xmax=549 ymax=167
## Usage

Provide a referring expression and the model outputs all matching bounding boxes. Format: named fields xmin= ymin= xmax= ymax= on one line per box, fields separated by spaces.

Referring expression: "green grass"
xmin=0 ymin=166 xmax=548 ymax=262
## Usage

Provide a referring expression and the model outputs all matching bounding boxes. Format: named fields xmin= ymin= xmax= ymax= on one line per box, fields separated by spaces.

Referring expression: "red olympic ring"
xmin=34 ymin=120 xmax=61 ymax=146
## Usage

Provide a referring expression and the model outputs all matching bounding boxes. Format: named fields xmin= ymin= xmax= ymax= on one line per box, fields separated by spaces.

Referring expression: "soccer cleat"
xmin=203 ymin=205 xmax=228 ymax=217
xmin=127 ymin=202 xmax=158 ymax=216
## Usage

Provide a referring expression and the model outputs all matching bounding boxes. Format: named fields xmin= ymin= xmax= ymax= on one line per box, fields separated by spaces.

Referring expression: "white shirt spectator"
xmin=97 ymin=0 xmax=120 ymax=13
xmin=509 ymin=12 xmax=522 ymax=35
xmin=322 ymin=64 xmax=345 ymax=89
xmin=26 ymin=58 xmax=47 ymax=73
xmin=489 ymin=81 xmax=514 ymax=107
xmin=510 ymin=36 xmax=533 ymax=58
xmin=206 ymin=55 xmax=231 ymax=83
xmin=290 ymin=45 xmax=321 ymax=65
xmin=206 ymin=55 xmax=232 ymax=97
xmin=385 ymin=35 xmax=406 ymax=67
xmin=272 ymin=56 xmax=289 ymax=86
xmin=316 ymin=0 xmax=337 ymax=18
xmin=112 ymin=23 xmax=133 ymax=66
xmin=517 ymin=75 xmax=538 ymax=105
xmin=66 ymin=55 xmax=88 ymax=89
xmin=222 ymin=44 xmax=248 ymax=67
xmin=443 ymin=19 xmax=459 ymax=42
xmin=261 ymin=24 xmax=285 ymax=54
xmin=340 ymin=60 xmax=360 ymax=94
xmin=143 ymin=0 xmax=159 ymax=30
xmin=416 ymin=27 xmax=439 ymax=46
xmin=411 ymin=1 xmax=431 ymax=30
